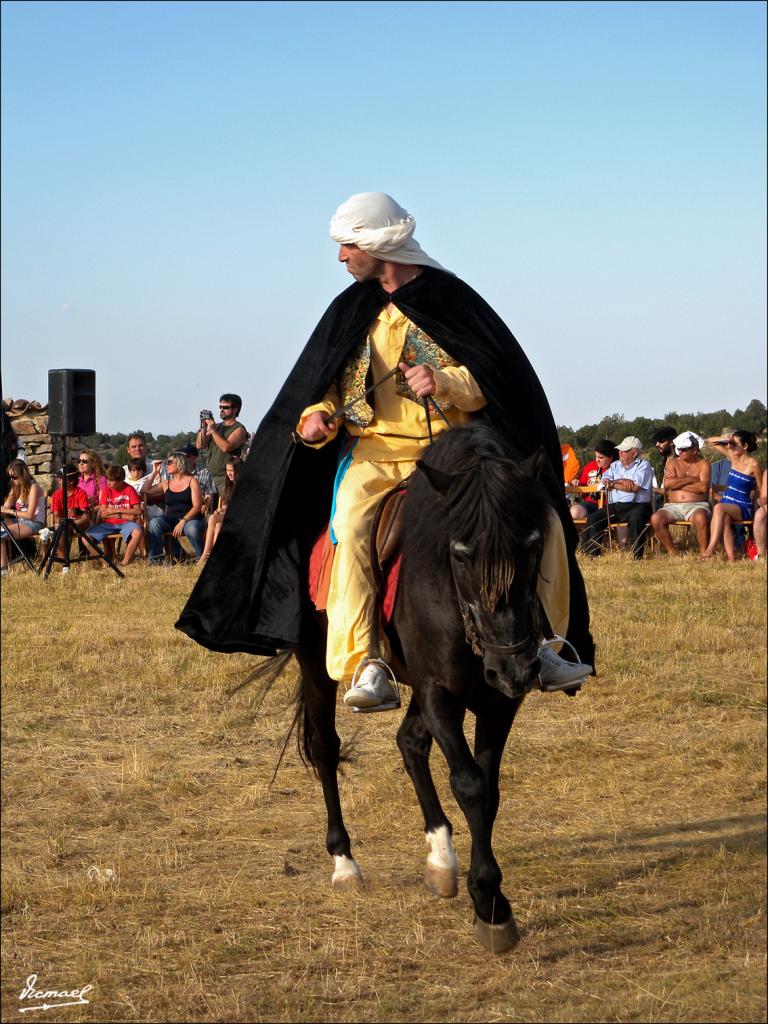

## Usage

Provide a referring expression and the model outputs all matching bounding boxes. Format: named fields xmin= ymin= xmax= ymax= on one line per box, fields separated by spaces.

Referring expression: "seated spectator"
xmin=569 ymin=440 xmax=618 ymax=526
xmin=83 ymin=465 xmax=144 ymax=567
xmin=125 ymin=457 xmax=166 ymax=522
xmin=706 ymin=425 xmax=749 ymax=550
xmin=178 ymin=443 xmax=217 ymax=513
xmin=198 ymin=455 xmax=241 ymax=565
xmin=50 ymin=464 xmax=91 ymax=569
xmin=77 ymin=449 xmax=108 ymax=509
xmin=753 ymin=469 xmax=767 ymax=560
xmin=0 ymin=459 xmax=46 ymax=575
xmin=701 ymin=429 xmax=761 ymax=561
xmin=652 ymin=426 xmax=677 ymax=470
xmin=650 ymin=433 xmax=711 ymax=555
xmin=580 ymin=437 xmax=654 ymax=559
xmin=123 ymin=433 xmax=165 ymax=513
xmin=125 ymin=457 xmax=149 ymax=496
xmin=560 ymin=444 xmax=581 ymax=486
xmin=123 ymin=433 xmax=151 ymax=471
xmin=706 ymin=426 xmax=737 ymax=499
xmin=147 ymin=451 xmax=204 ymax=563
xmin=651 ymin=426 xmax=678 ymax=511
xmin=123 ymin=458 xmax=153 ymax=558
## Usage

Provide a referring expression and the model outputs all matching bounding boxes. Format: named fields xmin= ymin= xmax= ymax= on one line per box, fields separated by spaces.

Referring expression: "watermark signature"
xmin=18 ymin=974 xmax=93 ymax=1014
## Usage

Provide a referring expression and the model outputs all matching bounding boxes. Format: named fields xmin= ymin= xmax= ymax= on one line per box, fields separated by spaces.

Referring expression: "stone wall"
xmin=2 ymin=399 xmax=87 ymax=492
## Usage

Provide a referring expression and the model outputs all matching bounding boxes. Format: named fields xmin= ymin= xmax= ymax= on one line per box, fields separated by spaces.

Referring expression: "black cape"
xmin=176 ymin=268 xmax=594 ymax=666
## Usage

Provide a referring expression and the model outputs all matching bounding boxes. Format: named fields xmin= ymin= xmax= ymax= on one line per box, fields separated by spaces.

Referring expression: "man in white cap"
xmin=650 ymin=432 xmax=711 ymax=555
xmin=581 ymin=437 xmax=654 ymax=559
xmin=178 ymin=192 xmax=595 ymax=707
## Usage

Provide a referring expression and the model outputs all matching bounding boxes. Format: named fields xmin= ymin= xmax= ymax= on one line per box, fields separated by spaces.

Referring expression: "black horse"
xmin=287 ymin=422 xmax=552 ymax=953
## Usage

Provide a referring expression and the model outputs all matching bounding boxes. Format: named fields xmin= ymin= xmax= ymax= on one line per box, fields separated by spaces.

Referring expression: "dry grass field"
xmin=1 ymin=554 xmax=766 ymax=1023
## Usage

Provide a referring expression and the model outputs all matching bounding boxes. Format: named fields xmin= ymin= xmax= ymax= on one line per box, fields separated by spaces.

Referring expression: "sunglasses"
xmin=78 ymin=458 xmax=91 ymax=464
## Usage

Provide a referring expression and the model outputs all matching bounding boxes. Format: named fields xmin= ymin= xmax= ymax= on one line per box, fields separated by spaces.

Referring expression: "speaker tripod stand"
xmin=38 ymin=466 xmax=124 ymax=580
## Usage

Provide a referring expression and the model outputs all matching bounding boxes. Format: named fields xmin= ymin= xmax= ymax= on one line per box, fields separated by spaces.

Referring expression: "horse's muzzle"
xmin=483 ymin=648 xmax=540 ymax=699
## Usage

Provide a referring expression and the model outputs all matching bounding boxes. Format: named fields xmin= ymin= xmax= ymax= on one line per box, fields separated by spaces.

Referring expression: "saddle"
xmin=370 ymin=480 xmax=408 ymax=574
xmin=307 ymin=480 xmax=409 ymax=626
xmin=369 ymin=481 xmax=408 ymax=624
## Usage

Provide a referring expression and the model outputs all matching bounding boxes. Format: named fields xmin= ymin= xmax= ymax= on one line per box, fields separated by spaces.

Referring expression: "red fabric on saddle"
xmin=308 ymin=528 xmax=334 ymax=611
xmin=381 ymin=552 xmax=402 ymax=624
xmin=308 ymin=528 xmax=402 ymax=623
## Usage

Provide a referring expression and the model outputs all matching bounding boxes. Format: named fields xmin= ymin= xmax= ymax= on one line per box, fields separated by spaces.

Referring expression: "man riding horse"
xmin=176 ymin=192 xmax=595 ymax=703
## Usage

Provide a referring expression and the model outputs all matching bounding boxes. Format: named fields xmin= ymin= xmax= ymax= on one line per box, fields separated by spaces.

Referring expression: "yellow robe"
xmin=298 ymin=305 xmax=569 ymax=682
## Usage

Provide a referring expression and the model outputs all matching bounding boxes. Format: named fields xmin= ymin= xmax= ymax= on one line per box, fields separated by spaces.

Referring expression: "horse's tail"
xmin=227 ymin=648 xmax=358 ymax=781
xmin=226 ymin=648 xmax=296 ymax=700
xmin=226 ymin=650 xmax=306 ymax=781
xmin=291 ymin=666 xmax=360 ymax=780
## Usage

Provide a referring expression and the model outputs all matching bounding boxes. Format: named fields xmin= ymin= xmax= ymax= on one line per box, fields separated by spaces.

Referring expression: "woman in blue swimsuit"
xmin=702 ymin=429 xmax=761 ymax=561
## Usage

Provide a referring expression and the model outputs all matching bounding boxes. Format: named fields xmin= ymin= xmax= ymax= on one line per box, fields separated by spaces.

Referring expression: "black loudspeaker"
xmin=48 ymin=369 xmax=96 ymax=435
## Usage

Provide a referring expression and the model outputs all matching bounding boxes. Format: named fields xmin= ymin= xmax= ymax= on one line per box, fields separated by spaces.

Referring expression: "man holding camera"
xmin=196 ymin=394 xmax=248 ymax=498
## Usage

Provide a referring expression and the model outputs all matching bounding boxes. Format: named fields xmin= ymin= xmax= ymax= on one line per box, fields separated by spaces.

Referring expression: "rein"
xmin=292 ymin=363 xmax=450 ymax=445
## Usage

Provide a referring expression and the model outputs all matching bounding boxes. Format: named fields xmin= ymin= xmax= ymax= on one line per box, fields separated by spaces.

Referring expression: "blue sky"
xmin=2 ymin=0 xmax=765 ymax=436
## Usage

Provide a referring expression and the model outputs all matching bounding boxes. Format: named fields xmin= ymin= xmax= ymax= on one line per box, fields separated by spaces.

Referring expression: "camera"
xmin=200 ymin=409 xmax=213 ymax=422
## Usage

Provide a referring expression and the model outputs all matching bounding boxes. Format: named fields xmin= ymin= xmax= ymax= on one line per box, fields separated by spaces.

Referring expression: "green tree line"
xmin=81 ymin=398 xmax=766 ymax=472
xmin=557 ymin=398 xmax=766 ymax=472
xmin=81 ymin=430 xmax=198 ymax=469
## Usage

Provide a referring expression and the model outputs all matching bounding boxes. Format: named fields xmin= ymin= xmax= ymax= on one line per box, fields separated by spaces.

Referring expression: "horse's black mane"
xmin=411 ymin=423 xmax=550 ymax=608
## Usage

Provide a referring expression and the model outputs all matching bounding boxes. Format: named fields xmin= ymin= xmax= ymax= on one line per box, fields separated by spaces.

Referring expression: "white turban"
xmin=330 ymin=192 xmax=444 ymax=270
xmin=673 ymin=431 xmax=706 ymax=453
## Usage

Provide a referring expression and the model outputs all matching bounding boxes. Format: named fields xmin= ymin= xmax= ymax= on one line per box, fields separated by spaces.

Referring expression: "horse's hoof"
xmin=332 ymin=872 xmax=363 ymax=891
xmin=474 ymin=915 xmax=521 ymax=954
xmin=331 ymin=855 xmax=363 ymax=891
xmin=424 ymin=863 xmax=458 ymax=898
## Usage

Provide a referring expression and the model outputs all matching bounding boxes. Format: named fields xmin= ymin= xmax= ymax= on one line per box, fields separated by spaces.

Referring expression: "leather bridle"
xmin=449 ymin=554 xmax=539 ymax=659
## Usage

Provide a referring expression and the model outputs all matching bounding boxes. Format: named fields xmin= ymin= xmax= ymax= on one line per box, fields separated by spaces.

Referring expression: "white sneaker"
xmin=343 ymin=662 xmax=400 ymax=712
xmin=61 ymin=567 xmax=71 ymax=575
xmin=537 ymin=645 xmax=592 ymax=692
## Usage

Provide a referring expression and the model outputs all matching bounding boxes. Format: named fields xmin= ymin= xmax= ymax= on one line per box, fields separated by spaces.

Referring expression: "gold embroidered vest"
xmin=338 ymin=324 xmax=460 ymax=427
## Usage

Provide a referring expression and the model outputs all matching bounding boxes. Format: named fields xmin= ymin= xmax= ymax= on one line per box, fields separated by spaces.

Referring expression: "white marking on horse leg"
xmin=424 ymin=825 xmax=458 ymax=898
xmin=331 ymin=854 xmax=363 ymax=891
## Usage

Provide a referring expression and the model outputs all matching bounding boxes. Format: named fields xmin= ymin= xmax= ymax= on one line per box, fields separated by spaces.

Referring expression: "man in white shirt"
xmin=581 ymin=436 xmax=654 ymax=559
xmin=123 ymin=433 xmax=164 ymax=518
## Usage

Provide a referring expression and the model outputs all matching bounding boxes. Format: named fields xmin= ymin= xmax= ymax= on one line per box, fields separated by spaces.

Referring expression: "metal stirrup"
xmin=539 ymin=635 xmax=587 ymax=668
xmin=349 ymin=658 xmax=400 ymax=701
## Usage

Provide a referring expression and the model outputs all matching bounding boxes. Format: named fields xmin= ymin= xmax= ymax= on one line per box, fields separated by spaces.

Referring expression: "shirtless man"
xmin=650 ymin=432 xmax=711 ymax=554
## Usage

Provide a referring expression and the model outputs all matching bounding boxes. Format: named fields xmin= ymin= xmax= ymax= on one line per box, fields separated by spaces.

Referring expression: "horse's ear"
xmin=416 ymin=459 xmax=457 ymax=495
xmin=517 ymin=447 xmax=547 ymax=481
